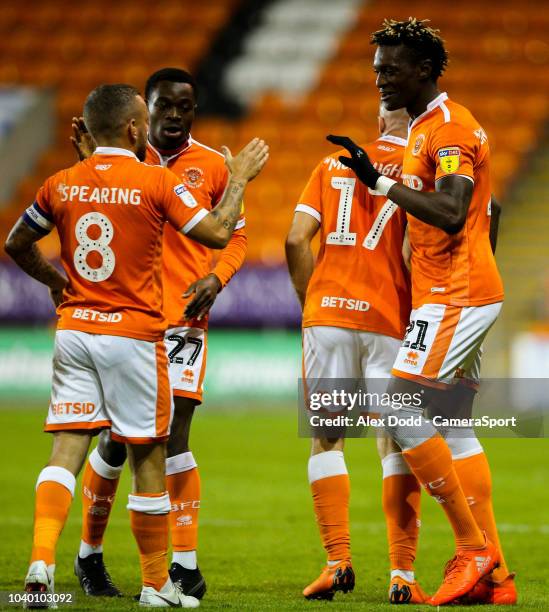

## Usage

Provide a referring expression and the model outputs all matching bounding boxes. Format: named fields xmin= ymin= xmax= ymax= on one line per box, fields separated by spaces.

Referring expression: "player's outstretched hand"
xmin=183 ymin=273 xmax=222 ymax=321
xmin=71 ymin=117 xmax=96 ymax=161
xmin=222 ymin=138 xmax=269 ymax=182
xmin=326 ymin=134 xmax=381 ymax=190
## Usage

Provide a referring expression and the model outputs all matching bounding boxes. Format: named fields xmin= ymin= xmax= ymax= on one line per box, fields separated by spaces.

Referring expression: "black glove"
xmin=326 ymin=134 xmax=381 ymax=189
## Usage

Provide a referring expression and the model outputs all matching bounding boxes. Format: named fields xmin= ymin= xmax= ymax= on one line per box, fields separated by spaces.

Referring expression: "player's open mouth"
xmin=163 ymin=126 xmax=183 ymax=137
xmin=380 ymin=92 xmax=396 ymax=101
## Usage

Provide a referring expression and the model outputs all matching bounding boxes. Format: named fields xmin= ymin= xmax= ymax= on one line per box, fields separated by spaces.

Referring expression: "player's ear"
xmin=128 ymin=118 xmax=138 ymax=144
xmin=417 ymin=58 xmax=433 ymax=81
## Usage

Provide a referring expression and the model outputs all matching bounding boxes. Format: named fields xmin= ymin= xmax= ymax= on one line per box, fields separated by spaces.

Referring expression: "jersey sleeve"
xmin=161 ymin=168 xmax=209 ymax=234
xmin=211 ymin=227 xmax=247 ymax=288
xmin=429 ymin=122 xmax=478 ymax=183
xmin=295 ymin=161 xmax=323 ymax=223
xmin=22 ymin=179 xmax=55 ymax=236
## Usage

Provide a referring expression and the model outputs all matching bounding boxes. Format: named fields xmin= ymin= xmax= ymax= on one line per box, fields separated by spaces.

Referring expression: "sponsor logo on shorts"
xmin=51 ymin=401 xmax=95 ymax=415
xmin=72 ymin=308 xmax=122 ymax=322
xmin=404 ymin=351 xmax=419 ymax=367
xmin=181 ymin=369 xmax=194 ymax=384
xmin=321 ymin=296 xmax=370 ymax=312
xmin=431 ymin=286 xmax=446 ymax=293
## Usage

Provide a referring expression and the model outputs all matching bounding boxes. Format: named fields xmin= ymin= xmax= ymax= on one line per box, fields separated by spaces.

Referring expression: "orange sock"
xmin=382 ymin=454 xmax=421 ymax=571
xmin=128 ymin=493 xmax=170 ymax=590
xmin=454 ymin=451 xmax=509 ymax=580
xmin=31 ymin=467 xmax=75 ymax=565
xmin=403 ymin=436 xmax=484 ymax=550
xmin=166 ymin=453 xmax=200 ymax=552
xmin=81 ymin=449 xmax=122 ymax=551
xmin=308 ymin=451 xmax=350 ymax=562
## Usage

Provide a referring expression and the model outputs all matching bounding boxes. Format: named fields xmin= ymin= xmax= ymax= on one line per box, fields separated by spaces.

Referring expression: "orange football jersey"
xmin=24 ymin=147 xmax=209 ymax=341
xmin=146 ymin=138 xmax=246 ymax=329
xmin=297 ymin=135 xmax=411 ymax=340
xmin=403 ymin=93 xmax=504 ymax=308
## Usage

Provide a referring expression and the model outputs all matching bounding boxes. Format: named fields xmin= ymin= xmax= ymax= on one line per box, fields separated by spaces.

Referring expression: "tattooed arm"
xmin=186 ymin=138 xmax=269 ymax=248
xmin=4 ymin=219 xmax=67 ymax=307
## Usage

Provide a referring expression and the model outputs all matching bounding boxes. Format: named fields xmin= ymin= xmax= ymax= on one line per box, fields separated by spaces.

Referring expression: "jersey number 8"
xmin=74 ymin=212 xmax=116 ymax=282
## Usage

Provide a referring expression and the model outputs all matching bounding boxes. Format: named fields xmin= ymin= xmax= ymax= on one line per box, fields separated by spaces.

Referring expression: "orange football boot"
xmin=428 ymin=535 xmax=499 ymax=606
xmin=458 ymin=572 xmax=517 ymax=605
xmin=388 ymin=576 xmax=429 ymax=604
xmin=303 ymin=561 xmax=355 ymax=600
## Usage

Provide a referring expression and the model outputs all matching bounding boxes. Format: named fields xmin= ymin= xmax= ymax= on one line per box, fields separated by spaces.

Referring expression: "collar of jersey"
xmin=147 ymin=137 xmax=193 ymax=167
xmin=378 ymin=134 xmax=408 ymax=147
xmin=408 ymin=92 xmax=449 ymax=132
xmin=94 ymin=146 xmax=138 ymax=159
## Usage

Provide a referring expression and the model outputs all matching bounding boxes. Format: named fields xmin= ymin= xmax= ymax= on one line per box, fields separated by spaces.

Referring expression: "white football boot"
xmin=24 ymin=560 xmax=57 ymax=609
xmin=139 ymin=577 xmax=200 ymax=608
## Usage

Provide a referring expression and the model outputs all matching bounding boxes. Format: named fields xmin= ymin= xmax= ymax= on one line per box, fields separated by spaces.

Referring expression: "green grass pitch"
xmin=0 ymin=407 xmax=547 ymax=610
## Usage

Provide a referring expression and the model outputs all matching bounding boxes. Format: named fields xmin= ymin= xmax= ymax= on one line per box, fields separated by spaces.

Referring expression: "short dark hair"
xmin=145 ymin=67 xmax=197 ymax=100
xmin=371 ymin=17 xmax=449 ymax=81
xmin=83 ymin=83 xmax=140 ymax=138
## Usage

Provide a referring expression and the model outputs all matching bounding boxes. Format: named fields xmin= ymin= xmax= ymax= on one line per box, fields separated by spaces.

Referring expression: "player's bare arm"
xmin=327 ymin=134 xmax=472 ymax=234
xmin=70 ymin=116 xmax=96 ymax=161
xmin=489 ymin=195 xmax=501 ymax=253
xmin=186 ymin=137 xmax=268 ymax=248
xmin=4 ymin=218 xmax=67 ymax=306
xmin=285 ymin=212 xmax=320 ymax=309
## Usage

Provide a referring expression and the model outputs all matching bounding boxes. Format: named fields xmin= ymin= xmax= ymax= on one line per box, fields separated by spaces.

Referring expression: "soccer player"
xmin=327 ymin=17 xmax=514 ymax=605
xmin=70 ymin=68 xmax=245 ymax=600
xmin=286 ymin=107 xmax=416 ymax=600
xmin=4 ymin=84 xmax=268 ymax=607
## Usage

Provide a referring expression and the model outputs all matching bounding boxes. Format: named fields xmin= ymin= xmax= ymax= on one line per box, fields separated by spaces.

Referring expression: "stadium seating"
xmin=0 ymin=0 xmax=547 ymax=264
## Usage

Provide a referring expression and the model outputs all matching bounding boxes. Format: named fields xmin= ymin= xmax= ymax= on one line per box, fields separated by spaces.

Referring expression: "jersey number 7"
xmin=326 ymin=177 xmax=398 ymax=250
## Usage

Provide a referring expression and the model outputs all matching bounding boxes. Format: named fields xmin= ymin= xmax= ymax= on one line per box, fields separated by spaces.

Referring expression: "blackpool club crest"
xmin=412 ymin=134 xmax=425 ymax=156
xmin=182 ymin=166 xmax=205 ymax=188
xmin=437 ymin=147 xmax=461 ymax=174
